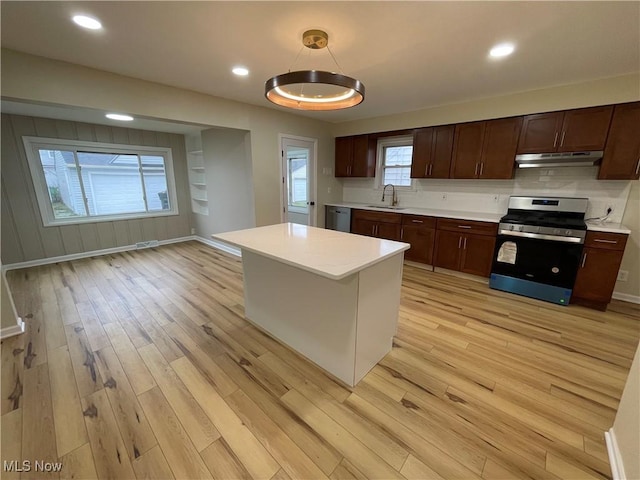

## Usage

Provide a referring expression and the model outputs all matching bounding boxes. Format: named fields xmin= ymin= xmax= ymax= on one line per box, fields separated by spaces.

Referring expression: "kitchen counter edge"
xmin=325 ymin=203 xmax=631 ymax=234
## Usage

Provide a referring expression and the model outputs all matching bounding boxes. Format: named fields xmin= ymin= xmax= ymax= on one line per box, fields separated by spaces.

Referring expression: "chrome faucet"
xmin=381 ymin=184 xmax=398 ymax=206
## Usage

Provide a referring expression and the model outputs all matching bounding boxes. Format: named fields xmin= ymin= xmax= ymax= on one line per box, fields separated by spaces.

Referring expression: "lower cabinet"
xmin=351 ymin=209 xmax=402 ymax=241
xmin=401 ymin=215 xmax=436 ymax=264
xmin=572 ymin=231 xmax=628 ymax=310
xmin=433 ymin=218 xmax=498 ymax=277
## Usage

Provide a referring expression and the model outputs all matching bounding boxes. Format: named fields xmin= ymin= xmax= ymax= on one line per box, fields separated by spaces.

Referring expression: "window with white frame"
xmin=377 ymin=136 xmax=414 ymax=188
xmin=23 ymin=136 xmax=179 ymax=226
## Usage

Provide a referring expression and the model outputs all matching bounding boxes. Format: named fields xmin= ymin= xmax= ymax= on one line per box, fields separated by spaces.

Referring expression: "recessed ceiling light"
xmin=232 ymin=66 xmax=249 ymax=76
xmin=489 ymin=43 xmax=515 ymax=58
xmin=72 ymin=15 xmax=102 ymax=30
xmin=105 ymin=113 xmax=134 ymax=121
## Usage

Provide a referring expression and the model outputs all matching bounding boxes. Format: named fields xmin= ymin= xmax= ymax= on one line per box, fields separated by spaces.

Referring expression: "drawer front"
xmin=351 ymin=209 xmax=402 ymax=224
xmin=584 ymin=231 xmax=628 ymax=251
xmin=436 ymin=218 xmax=498 ymax=236
xmin=401 ymin=214 xmax=436 ymax=228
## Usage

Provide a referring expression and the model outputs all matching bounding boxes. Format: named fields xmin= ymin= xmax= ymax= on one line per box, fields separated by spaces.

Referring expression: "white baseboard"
xmin=193 ymin=236 xmax=242 ymax=257
xmin=0 ymin=317 xmax=25 ymax=340
xmin=1 ymin=236 xmax=195 ymax=272
xmin=605 ymin=428 xmax=627 ymax=480
xmin=612 ymin=291 xmax=640 ymax=305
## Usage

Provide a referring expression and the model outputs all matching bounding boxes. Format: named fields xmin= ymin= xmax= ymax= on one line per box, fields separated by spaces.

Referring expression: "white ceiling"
xmin=1 ymin=1 xmax=639 ymax=124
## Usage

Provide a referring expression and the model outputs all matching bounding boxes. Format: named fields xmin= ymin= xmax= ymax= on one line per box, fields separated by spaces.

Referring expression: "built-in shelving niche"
xmin=187 ymin=149 xmax=209 ymax=215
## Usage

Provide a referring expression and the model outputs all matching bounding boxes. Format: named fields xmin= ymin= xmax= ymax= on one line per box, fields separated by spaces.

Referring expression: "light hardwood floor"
xmin=1 ymin=241 xmax=639 ymax=479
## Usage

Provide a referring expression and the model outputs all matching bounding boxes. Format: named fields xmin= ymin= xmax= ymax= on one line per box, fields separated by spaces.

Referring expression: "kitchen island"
xmin=212 ymin=223 xmax=410 ymax=386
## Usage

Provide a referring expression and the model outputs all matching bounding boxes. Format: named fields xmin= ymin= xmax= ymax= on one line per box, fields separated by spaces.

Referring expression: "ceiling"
xmin=1 ymin=1 xmax=639 ymax=124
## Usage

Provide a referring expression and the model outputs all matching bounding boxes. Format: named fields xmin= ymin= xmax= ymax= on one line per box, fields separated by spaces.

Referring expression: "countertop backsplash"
xmin=342 ymin=166 xmax=632 ymax=224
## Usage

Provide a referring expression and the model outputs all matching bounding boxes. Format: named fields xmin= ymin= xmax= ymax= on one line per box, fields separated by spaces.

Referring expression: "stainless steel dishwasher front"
xmin=325 ymin=206 xmax=352 ymax=232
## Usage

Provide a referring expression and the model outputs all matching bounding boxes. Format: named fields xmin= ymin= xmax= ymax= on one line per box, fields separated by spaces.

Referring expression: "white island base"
xmin=213 ymin=223 xmax=409 ymax=387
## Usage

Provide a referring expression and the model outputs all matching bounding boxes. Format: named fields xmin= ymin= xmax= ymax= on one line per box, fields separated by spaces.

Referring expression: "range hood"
xmin=515 ymin=151 xmax=603 ymax=168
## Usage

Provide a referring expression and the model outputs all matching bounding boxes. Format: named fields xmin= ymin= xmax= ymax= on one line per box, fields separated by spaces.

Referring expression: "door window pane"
xmin=38 ymin=149 xmax=87 ymax=219
xmin=287 ymin=147 xmax=308 ymax=212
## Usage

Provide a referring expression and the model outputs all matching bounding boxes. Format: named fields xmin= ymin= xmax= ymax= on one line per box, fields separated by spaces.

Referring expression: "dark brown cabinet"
xmin=410 ymin=125 xmax=454 ymax=178
xmin=433 ymin=218 xmax=498 ymax=277
xmin=599 ymin=102 xmax=640 ymax=180
xmin=450 ymin=117 xmax=521 ymax=179
xmin=350 ymin=209 xmax=401 ymax=241
xmin=572 ymin=231 xmax=628 ymax=310
xmin=335 ymin=135 xmax=376 ymax=177
xmin=400 ymin=215 xmax=436 ymax=264
xmin=517 ymin=106 xmax=613 ymax=154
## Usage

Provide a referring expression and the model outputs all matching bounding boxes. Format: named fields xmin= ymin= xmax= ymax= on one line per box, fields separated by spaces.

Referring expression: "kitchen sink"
xmin=366 ymin=205 xmax=406 ymax=210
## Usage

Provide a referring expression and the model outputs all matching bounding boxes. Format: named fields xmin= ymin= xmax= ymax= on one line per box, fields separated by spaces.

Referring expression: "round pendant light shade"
xmin=265 ymin=30 xmax=365 ymax=111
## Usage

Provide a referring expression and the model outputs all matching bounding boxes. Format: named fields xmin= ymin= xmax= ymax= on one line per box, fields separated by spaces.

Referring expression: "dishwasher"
xmin=325 ymin=206 xmax=351 ymax=232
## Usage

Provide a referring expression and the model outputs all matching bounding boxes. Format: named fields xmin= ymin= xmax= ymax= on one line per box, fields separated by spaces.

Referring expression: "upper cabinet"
xmin=517 ymin=106 xmax=613 ymax=154
xmin=410 ymin=125 xmax=455 ymax=178
xmin=599 ymin=102 xmax=640 ymax=180
xmin=450 ymin=117 xmax=522 ymax=179
xmin=335 ymin=135 xmax=376 ymax=177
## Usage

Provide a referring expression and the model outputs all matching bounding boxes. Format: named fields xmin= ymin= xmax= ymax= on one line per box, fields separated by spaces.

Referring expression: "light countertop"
xmin=325 ymin=202 xmax=503 ymax=223
xmin=326 ymin=202 xmax=631 ymax=235
xmin=585 ymin=221 xmax=631 ymax=235
xmin=212 ymin=223 xmax=410 ymax=280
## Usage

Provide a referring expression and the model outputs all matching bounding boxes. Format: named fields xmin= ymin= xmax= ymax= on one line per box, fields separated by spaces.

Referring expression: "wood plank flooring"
xmin=2 ymin=240 xmax=639 ymax=479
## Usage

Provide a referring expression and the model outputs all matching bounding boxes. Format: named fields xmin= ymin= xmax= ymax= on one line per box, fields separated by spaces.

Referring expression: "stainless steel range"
xmin=489 ymin=196 xmax=588 ymax=305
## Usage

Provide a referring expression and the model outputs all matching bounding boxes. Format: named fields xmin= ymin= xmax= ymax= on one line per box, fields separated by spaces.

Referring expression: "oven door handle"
xmin=498 ymin=230 xmax=584 ymax=244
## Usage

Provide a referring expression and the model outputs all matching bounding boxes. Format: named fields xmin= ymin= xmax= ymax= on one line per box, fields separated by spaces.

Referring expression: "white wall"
xmin=615 ymin=181 xmax=640 ymax=300
xmin=610 ymin=341 xmax=640 ymax=480
xmin=343 ymin=167 xmax=632 ymax=223
xmin=192 ymin=128 xmax=256 ymax=238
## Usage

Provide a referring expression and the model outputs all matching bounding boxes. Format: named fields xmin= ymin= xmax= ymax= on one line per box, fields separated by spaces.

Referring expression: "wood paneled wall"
xmin=1 ymin=114 xmax=192 ymax=265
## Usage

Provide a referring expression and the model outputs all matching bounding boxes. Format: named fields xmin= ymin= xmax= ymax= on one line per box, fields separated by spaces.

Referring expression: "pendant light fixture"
xmin=265 ymin=29 xmax=365 ymax=111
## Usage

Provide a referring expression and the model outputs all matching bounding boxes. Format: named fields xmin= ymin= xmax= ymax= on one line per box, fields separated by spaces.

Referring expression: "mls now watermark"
xmin=4 ymin=460 xmax=63 ymax=473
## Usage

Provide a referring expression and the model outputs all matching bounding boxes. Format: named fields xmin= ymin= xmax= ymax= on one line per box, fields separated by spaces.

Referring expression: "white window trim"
xmin=375 ymin=135 xmax=416 ymax=191
xmin=23 ymin=136 xmax=180 ymax=227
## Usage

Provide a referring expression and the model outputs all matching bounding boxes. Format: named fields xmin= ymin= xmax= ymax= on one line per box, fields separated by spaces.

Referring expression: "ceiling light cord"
xmin=288 ymin=45 xmax=306 ymax=72
xmin=326 ymin=46 xmax=345 ymax=74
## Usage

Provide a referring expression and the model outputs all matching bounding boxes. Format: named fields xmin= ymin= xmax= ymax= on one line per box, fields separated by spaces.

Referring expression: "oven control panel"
xmin=499 ymin=223 xmax=586 ymax=243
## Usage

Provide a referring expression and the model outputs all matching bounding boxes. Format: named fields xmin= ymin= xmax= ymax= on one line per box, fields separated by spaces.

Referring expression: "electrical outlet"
xmin=617 ymin=270 xmax=629 ymax=282
xmin=327 ymin=187 xmax=332 ymax=194
xmin=190 ymin=228 xmax=196 ymax=235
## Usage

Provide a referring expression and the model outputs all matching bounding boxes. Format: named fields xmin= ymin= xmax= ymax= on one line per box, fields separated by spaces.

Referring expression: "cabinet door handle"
xmin=411 ymin=219 xmax=423 ymax=224
xmin=474 ymin=163 xmax=479 ymax=176
xmin=560 ymin=131 xmax=566 ymax=147
xmin=371 ymin=225 xmax=375 ymax=236
xmin=479 ymin=162 xmax=484 ymax=176
xmin=581 ymin=252 xmax=587 ymax=268
xmin=458 ymin=225 xmax=472 ymax=229
xmin=428 ymin=164 xmax=433 ymax=176
xmin=594 ymin=239 xmax=617 ymax=244
xmin=400 ymin=227 xmax=404 ymax=240
xmin=463 ymin=237 xmax=467 ymax=249
xmin=636 ymin=158 xmax=640 ymax=175
xmin=553 ymin=132 xmax=559 ymax=148
xmin=458 ymin=236 xmax=462 ymax=249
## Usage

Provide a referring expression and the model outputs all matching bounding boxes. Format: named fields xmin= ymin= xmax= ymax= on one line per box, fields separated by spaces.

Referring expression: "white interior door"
xmin=281 ymin=135 xmax=316 ymax=226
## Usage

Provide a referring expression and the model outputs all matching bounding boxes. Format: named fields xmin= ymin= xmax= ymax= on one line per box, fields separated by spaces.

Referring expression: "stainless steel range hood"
xmin=515 ymin=151 xmax=603 ymax=168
